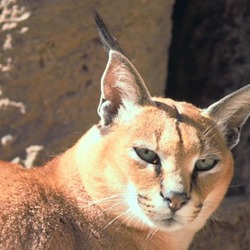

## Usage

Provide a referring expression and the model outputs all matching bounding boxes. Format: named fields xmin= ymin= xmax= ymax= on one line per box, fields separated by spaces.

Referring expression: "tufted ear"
xmin=93 ymin=9 xmax=154 ymax=126
xmin=202 ymin=84 xmax=250 ymax=149
xmin=98 ymin=50 xmax=154 ymax=126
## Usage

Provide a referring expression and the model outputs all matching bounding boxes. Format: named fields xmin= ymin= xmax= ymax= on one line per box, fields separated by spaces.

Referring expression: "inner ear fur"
xmin=202 ymin=84 xmax=250 ymax=149
xmin=98 ymin=50 xmax=154 ymax=126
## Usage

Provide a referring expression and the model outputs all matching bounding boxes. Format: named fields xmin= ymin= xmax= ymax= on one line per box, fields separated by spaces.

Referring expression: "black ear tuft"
xmin=93 ymin=9 xmax=155 ymax=127
xmin=92 ymin=8 xmax=123 ymax=54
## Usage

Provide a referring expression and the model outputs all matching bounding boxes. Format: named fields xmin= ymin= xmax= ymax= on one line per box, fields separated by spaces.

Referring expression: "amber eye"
xmin=195 ymin=158 xmax=219 ymax=171
xmin=134 ymin=148 xmax=160 ymax=165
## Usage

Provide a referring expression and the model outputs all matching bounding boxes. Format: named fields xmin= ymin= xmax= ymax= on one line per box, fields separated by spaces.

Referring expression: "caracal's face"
xmin=96 ymin=98 xmax=233 ymax=232
xmin=82 ymin=12 xmax=249 ymax=235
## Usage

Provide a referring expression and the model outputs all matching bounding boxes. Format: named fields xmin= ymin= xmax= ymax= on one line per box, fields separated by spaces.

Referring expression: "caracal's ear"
xmin=98 ymin=51 xmax=154 ymax=125
xmin=202 ymin=84 xmax=250 ymax=149
xmin=93 ymin=9 xmax=154 ymax=126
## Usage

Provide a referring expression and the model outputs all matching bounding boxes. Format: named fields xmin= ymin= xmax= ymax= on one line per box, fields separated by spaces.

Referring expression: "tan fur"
xmin=0 ymin=14 xmax=249 ymax=249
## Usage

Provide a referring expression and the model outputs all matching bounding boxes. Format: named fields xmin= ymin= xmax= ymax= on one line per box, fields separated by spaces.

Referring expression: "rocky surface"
xmin=0 ymin=0 xmax=174 ymax=164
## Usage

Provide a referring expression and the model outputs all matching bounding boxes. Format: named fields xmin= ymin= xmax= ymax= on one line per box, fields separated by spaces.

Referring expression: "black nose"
xmin=160 ymin=191 xmax=189 ymax=212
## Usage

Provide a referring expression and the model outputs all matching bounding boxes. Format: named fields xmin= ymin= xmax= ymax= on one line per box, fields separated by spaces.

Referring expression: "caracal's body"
xmin=0 ymin=11 xmax=249 ymax=250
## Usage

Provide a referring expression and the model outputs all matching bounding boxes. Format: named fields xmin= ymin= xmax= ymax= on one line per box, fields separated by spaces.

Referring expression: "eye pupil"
xmin=195 ymin=158 xmax=219 ymax=172
xmin=134 ymin=147 xmax=160 ymax=165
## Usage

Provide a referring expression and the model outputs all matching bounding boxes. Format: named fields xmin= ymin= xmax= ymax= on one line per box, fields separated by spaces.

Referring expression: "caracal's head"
xmin=77 ymin=12 xmax=250 ymax=233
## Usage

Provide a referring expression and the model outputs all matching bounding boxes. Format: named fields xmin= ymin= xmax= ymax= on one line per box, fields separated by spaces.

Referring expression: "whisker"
xmin=146 ymin=228 xmax=154 ymax=240
xmin=146 ymin=228 xmax=158 ymax=240
xmin=133 ymin=216 xmax=148 ymax=231
xmin=118 ymin=213 xmax=137 ymax=228
xmin=202 ymin=209 xmax=224 ymax=235
xmin=210 ymin=212 xmax=222 ymax=223
xmin=229 ymin=179 xmax=250 ymax=188
xmin=102 ymin=210 xmax=131 ymax=230
xmin=150 ymin=228 xmax=158 ymax=239
xmin=103 ymin=200 xmax=125 ymax=212
xmin=84 ymin=194 xmax=122 ymax=207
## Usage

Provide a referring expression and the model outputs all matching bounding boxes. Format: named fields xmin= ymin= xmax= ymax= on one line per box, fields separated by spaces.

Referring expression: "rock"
xmin=0 ymin=0 xmax=174 ymax=165
xmin=23 ymin=145 xmax=44 ymax=168
xmin=11 ymin=145 xmax=44 ymax=168
xmin=1 ymin=134 xmax=15 ymax=146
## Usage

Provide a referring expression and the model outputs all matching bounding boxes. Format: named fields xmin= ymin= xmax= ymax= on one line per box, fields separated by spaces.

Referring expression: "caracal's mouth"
xmin=161 ymin=218 xmax=181 ymax=226
xmin=124 ymin=183 xmax=199 ymax=231
xmin=153 ymin=217 xmax=186 ymax=231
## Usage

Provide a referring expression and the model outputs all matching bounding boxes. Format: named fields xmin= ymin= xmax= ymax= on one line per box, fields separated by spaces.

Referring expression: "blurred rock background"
xmin=0 ymin=0 xmax=249 ymax=249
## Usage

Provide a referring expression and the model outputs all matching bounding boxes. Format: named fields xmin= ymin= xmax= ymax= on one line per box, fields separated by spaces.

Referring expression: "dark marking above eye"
xmin=172 ymin=105 xmax=184 ymax=144
xmin=175 ymin=122 xmax=183 ymax=144
xmin=173 ymin=105 xmax=183 ymax=123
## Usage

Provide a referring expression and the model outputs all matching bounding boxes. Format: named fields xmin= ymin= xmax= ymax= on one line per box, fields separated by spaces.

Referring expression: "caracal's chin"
xmin=153 ymin=218 xmax=188 ymax=232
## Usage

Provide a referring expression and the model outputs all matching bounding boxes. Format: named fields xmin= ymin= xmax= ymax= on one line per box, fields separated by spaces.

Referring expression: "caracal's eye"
xmin=195 ymin=158 xmax=219 ymax=171
xmin=134 ymin=148 xmax=160 ymax=165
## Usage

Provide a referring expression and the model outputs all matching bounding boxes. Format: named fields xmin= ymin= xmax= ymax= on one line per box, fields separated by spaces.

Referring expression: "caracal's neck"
xmin=54 ymin=126 xmax=103 ymax=200
xmin=43 ymin=147 xmax=89 ymax=203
